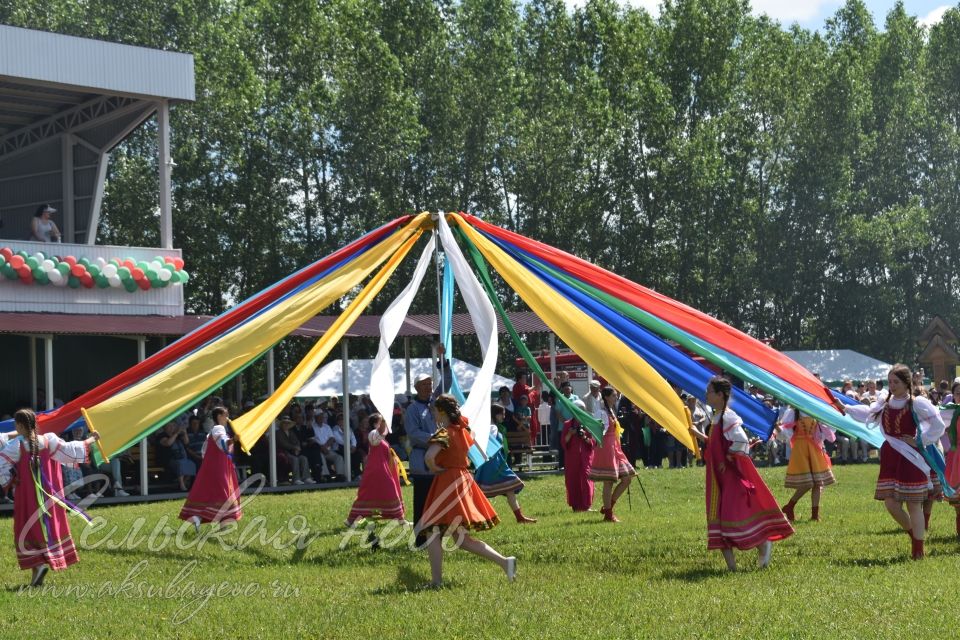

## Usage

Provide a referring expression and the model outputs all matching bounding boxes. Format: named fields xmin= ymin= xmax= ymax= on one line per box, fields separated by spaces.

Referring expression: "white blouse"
xmin=712 ymin=408 xmax=750 ymax=454
xmin=0 ymin=432 xmax=89 ymax=486
xmin=845 ymin=395 xmax=945 ymax=446
xmin=201 ymin=424 xmax=231 ymax=456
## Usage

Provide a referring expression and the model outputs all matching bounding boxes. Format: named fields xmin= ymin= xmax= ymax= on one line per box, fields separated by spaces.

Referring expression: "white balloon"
xmin=42 ymin=259 xmax=56 ymax=272
xmin=96 ymin=257 xmax=107 ymax=267
xmin=34 ymin=252 xmax=45 ymax=262
xmin=150 ymin=260 xmax=163 ymax=272
xmin=107 ymin=274 xmax=122 ymax=287
xmin=102 ymin=264 xmax=118 ymax=278
xmin=158 ymin=268 xmax=172 ymax=282
xmin=48 ymin=270 xmax=64 ymax=285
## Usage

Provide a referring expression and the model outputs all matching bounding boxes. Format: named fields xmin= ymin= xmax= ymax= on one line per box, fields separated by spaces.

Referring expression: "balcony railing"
xmin=0 ymin=239 xmax=184 ymax=316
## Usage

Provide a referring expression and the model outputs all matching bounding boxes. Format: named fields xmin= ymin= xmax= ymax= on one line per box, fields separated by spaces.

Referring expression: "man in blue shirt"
xmin=404 ymin=349 xmax=452 ymax=546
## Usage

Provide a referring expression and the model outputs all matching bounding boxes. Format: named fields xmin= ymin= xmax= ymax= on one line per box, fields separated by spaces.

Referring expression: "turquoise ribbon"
xmin=912 ymin=408 xmax=955 ymax=498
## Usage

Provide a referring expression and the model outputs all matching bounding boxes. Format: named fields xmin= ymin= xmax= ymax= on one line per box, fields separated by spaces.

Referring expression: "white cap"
xmin=414 ymin=372 xmax=432 ymax=384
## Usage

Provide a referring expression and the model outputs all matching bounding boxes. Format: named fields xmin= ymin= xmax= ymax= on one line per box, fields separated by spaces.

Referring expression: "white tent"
xmin=294 ymin=357 xmax=514 ymax=398
xmin=782 ymin=349 xmax=891 ymax=385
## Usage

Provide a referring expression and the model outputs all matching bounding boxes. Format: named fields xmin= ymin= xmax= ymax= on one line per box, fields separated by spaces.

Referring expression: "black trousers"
xmin=412 ymin=473 xmax=434 ymax=546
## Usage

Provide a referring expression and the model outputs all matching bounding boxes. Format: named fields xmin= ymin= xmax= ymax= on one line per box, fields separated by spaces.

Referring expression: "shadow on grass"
xmin=368 ymin=564 xmax=449 ymax=595
xmin=833 ymin=555 xmax=910 ymax=568
xmin=658 ymin=566 xmax=731 ymax=581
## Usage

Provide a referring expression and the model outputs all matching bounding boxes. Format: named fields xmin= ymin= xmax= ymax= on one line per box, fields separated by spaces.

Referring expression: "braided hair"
xmin=14 ymin=408 xmax=40 ymax=474
xmin=708 ymin=376 xmax=732 ymax=430
xmin=434 ymin=394 xmax=462 ymax=423
xmin=211 ymin=405 xmax=235 ymax=439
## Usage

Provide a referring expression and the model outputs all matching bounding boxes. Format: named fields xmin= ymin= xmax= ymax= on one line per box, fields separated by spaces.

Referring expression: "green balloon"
xmin=16 ymin=250 xmax=28 ymax=258
xmin=25 ymin=256 xmax=39 ymax=269
xmin=95 ymin=275 xmax=109 ymax=288
xmin=33 ymin=269 xmax=49 ymax=284
xmin=2 ymin=265 xmax=16 ymax=279
xmin=162 ymin=263 xmax=176 ymax=272
xmin=79 ymin=257 xmax=91 ymax=267
xmin=118 ymin=266 xmax=131 ymax=280
xmin=0 ymin=254 xmax=6 ymax=267
xmin=156 ymin=277 xmax=169 ymax=288
xmin=123 ymin=279 xmax=137 ymax=292
xmin=87 ymin=264 xmax=101 ymax=277
xmin=56 ymin=262 xmax=70 ymax=276
xmin=67 ymin=275 xmax=81 ymax=289
xmin=136 ymin=261 xmax=149 ymax=272
xmin=179 ymin=270 xmax=190 ymax=283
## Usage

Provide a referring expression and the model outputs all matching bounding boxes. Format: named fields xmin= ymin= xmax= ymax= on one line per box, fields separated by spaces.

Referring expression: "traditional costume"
xmin=562 ymin=419 xmax=595 ymax=511
xmin=781 ymin=408 xmax=836 ymax=490
xmin=474 ymin=426 xmax=524 ymax=498
xmin=846 ymin=396 xmax=946 ymax=504
xmin=179 ymin=424 xmax=242 ymax=525
xmin=347 ymin=428 xmax=406 ymax=524
xmin=588 ymin=412 xmax=636 ymax=482
xmin=0 ymin=432 xmax=91 ymax=571
xmin=940 ymin=403 xmax=960 ymax=535
xmin=420 ymin=418 xmax=499 ymax=535
xmin=705 ymin=408 xmax=794 ymax=550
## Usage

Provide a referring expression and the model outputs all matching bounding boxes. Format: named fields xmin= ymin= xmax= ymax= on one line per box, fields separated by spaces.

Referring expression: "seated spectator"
xmin=318 ymin=413 xmax=355 ymax=480
xmin=298 ymin=408 xmax=329 ymax=481
xmin=157 ymin=421 xmax=197 ymax=491
xmin=276 ymin=418 xmax=311 ymax=485
xmin=386 ymin=402 xmax=407 ymax=461
xmin=185 ymin=415 xmax=206 ymax=468
xmin=30 ymin=204 xmax=61 ymax=242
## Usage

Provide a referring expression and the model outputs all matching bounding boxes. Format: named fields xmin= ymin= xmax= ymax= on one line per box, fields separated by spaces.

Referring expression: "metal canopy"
xmin=0 ymin=24 xmax=195 ymax=246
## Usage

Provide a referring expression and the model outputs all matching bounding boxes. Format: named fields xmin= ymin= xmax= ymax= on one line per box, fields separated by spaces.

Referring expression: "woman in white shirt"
xmin=845 ymin=364 xmax=946 ymax=560
xmin=30 ymin=204 xmax=61 ymax=242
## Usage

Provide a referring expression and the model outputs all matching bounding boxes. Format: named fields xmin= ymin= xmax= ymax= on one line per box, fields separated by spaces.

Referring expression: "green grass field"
xmin=1 ymin=464 xmax=959 ymax=639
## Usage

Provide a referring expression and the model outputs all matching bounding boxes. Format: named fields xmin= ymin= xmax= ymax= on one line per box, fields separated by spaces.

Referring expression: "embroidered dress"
xmin=421 ymin=419 xmax=499 ymax=535
xmin=847 ymin=396 xmax=946 ymax=503
xmin=179 ymin=425 xmax=242 ymax=524
xmin=589 ymin=412 xmax=637 ymax=482
xmin=347 ymin=430 xmax=405 ymax=524
xmin=0 ymin=433 xmax=90 ymax=571
xmin=782 ymin=409 xmax=836 ymax=489
xmin=474 ymin=428 xmax=524 ymax=498
xmin=705 ymin=409 xmax=794 ymax=550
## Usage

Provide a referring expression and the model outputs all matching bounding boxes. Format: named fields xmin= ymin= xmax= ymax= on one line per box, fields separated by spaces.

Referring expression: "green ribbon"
xmin=453 ymin=226 xmax=603 ymax=442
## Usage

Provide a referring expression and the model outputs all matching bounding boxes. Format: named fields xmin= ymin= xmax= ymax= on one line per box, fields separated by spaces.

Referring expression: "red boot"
xmin=514 ymin=508 xmax=537 ymax=524
xmin=782 ymin=501 xmax=796 ymax=522
xmin=911 ymin=536 xmax=925 ymax=560
xmin=811 ymin=506 xmax=820 ymax=521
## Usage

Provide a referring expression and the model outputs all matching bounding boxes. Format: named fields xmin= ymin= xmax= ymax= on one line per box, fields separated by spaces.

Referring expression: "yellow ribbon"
xmin=390 ymin=448 xmax=410 ymax=486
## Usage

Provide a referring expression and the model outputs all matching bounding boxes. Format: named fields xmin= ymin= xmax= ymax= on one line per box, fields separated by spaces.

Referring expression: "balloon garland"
xmin=0 ymin=247 xmax=188 ymax=291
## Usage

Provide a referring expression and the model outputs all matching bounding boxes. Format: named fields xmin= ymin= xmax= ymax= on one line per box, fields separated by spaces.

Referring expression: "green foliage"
xmin=3 ymin=0 xmax=960 ymax=366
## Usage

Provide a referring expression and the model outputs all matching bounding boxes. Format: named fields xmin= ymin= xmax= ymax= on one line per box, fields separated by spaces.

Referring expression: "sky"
xmin=565 ymin=0 xmax=954 ymax=31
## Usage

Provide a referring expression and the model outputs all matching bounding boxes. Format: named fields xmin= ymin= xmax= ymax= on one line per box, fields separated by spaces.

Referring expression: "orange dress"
xmin=421 ymin=419 xmax=500 ymax=534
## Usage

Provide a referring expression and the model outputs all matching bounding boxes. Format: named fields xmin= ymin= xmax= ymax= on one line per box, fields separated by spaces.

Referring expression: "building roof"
xmin=0 ymin=25 xmax=195 ymax=104
xmin=0 ymin=310 xmax=551 ymax=339
xmin=782 ymin=349 xmax=891 ymax=385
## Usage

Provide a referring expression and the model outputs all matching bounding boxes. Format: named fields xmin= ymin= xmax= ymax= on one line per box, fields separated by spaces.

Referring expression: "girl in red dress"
xmin=0 ymin=408 xmax=99 ymax=587
xmin=180 ymin=406 xmax=242 ymax=531
xmin=588 ymin=386 xmax=636 ymax=522
xmin=420 ymin=394 xmax=516 ymax=587
xmin=690 ymin=377 xmax=794 ymax=571
xmin=845 ymin=365 xmax=946 ymax=559
xmin=346 ymin=413 xmax=406 ymax=526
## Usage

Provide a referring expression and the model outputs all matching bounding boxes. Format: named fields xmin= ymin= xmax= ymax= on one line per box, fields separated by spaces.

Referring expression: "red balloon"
xmin=163 ymin=256 xmax=174 ymax=264
xmin=19 ymin=269 xmax=33 ymax=284
xmin=131 ymin=267 xmax=145 ymax=280
xmin=124 ymin=259 xmax=137 ymax=270
xmin=70 ymin=264 xmax=86 ymax=277
xmin=0 ymin=247 xmax=11 ymax=259
xmin=172 ymin=257 xmax=184 ymax=270
xmin=64 ymin=255 xmax=77 ymax=267
xmin=137 ymin=278 xmax=150 ymax=290
xmin=9 ymin=255 xmax=24 ymax=269
xmin=80 ymin=274 xmax=94 ymax=288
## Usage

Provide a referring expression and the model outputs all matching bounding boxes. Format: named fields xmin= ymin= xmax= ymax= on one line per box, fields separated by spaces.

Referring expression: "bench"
xmin=505 ymin=430 xmax=534 ymax=470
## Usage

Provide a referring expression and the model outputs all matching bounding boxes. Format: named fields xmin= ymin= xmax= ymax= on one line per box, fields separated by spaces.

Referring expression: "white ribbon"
xmin=437 ymin=214 xmax=498 ymax=456
xmin=368 ymin=235 xmax=436 ymax=426
xmin=882 ymin=433 xmax=932 ymax=488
